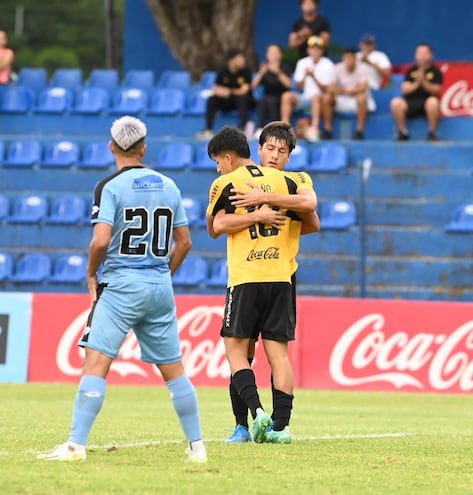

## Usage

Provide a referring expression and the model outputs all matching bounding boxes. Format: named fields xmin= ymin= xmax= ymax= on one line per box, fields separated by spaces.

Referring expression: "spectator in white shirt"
xmin=357 ymin=34 xmax=392 ymax=90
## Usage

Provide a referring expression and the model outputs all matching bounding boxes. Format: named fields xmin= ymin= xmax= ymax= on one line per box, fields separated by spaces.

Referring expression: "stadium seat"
xmin=87 ymin=68 xmax=119 ymax=93
xmin=173 ymin=255 xmax=208 ymax=286
xmin=249 ymin=140 xmax=260 ymax=161
xmin=0 ymin=86 xmax=35 ymax=113
xmin=41 ymin=140 xmax=80 ymax=168
xmin=109 ymin=88 xmax=148 ymax=115
xmin=16 ymin=67 xmax=48 ymax=93
xmin=35 ymin=87 xmax=74 ymax=113
xmin=46 ymin=195 xmax=86 ymax=224
xmin=73 ymin=87 xmax=110 ymax=114
xmin=199 ymin=71 xmax=217 ymax=90
xmin=4 ymin=139 xmax=42 ymax=167
xmin=307 ymin=144 xmax=348 ymax=172
xmin=10 ymin=252 xmax=51 ymax=283
xmin=182 ymin=197 xmax=202 ymax=227
xmin=320 ymin=200 xmax=357 ymax=230
xmin=122 ymin=70 xmax=155 ymax=91
xmin=183 ymin=90 xmax=208 ymax=116
xmin=445 ymin=203 xmax=473 ymax=232
xmin=148 ymin=88 xmax=185 ymax=115
xmin=9 ymin=195 xmax=48 ymax=224
xmin=0 ymin=252 xmax=13 ymax=281
xmin=0 ymin=194 xmax=10 ymax=221
xmin=191 ymin=143 xmax=215 ymax=170
xmin=0 ymin=140 xmax=4 ymax=163
xmin=50 ymin=254 xmax=87 ymax=283
xmin=153 ymin=142 xmax=194 ymax=170
xmin=372 ymin=88 xmax=398 ymax=114
xmin=49 ymin=68 xmax=83 ymax=91
xmin=157 ymin=70 xmax=192 ymax=91
xmin=207 ymin=258 xmax=228 ymax=287
xmin=285 ymin=144 xmax=308 ymax=171
xmin=79 ymin=141 xmax=114 ymax=168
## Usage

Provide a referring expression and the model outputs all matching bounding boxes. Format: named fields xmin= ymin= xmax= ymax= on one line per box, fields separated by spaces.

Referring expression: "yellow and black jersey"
xmin=207 ymin=165 xmax=301 ymax=286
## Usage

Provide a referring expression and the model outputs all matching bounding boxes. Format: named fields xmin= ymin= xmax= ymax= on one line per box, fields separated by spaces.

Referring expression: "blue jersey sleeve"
xmin=92 ymin=184 xmax=115 ymax=226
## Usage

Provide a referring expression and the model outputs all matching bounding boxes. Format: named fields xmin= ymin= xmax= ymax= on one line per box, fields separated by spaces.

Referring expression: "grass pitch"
xmin=1 ymin=384 xmax=473 ymax=494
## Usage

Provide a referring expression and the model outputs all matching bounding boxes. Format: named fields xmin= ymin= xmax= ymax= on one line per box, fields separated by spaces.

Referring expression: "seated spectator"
xmin=0 ymin=30 xmax=14 ymax=85
xmin=357 ymin=34 xmax=392 ymax=89
xmin=280 ymin=36 xmax=334 ymax=142
xmin=390 ymin=43 xmax=443 ymax=141
xmin=322 ymin=47 xmax=375 ymax=140
xmin=289 ymin=0 xmax=331 ymax=61
xmin=196 ymin=48 xmax=255 ymax=139
xmin=251 ymin=44 xmax=292 ymax=137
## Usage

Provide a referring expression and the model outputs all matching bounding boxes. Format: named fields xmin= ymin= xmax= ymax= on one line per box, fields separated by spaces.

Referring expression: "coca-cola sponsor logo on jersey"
xmin=246 ymin=246 xmax=280 ymax=261
xmin=329 ymin=313 xmax=473 ymax=392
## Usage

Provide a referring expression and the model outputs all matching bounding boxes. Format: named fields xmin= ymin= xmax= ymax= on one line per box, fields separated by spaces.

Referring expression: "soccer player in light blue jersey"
xmin=38 ymin=116 xmax=207 ymax=463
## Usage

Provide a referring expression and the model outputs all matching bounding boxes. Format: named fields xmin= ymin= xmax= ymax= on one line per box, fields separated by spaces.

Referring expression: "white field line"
xmin=1 ymin=432 xmax=415 ymax=457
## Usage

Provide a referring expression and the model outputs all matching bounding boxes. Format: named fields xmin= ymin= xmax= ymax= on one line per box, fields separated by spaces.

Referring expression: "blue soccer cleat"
xmin=225 ymin=424 xmax=252 ymax=443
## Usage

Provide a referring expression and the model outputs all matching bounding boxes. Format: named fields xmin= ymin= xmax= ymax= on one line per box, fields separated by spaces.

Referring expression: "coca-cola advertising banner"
xmin=437 ymin=62 xmax=473 ymax=116
xmin=28 ymin=294 xmax=473 ymax=393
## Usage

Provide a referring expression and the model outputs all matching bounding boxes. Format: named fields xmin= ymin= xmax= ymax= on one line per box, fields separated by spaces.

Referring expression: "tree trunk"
xmin=144 ymin=0 xmax=258 ymax=81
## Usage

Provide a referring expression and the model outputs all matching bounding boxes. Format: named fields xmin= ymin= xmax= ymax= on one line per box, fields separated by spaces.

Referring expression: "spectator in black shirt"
xmin=390 ymin=43 xmax=443 ymax=141
xmin=197 ymin=49 xmax=256 ymax=139
xmin=289 ymin=0 xmax=331 ymax=60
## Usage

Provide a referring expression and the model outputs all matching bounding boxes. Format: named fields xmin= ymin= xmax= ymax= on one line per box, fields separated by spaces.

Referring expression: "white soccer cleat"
xmin=37 ymin=442 xmax=86 ymax=461
xmin=185 ymin=443 xmax=208 ymax=464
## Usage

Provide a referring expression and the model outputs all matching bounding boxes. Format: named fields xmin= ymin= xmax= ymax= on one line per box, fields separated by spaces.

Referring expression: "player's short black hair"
xmin=259 ymin=121 xmax=296 ymax=154
xmin=226 ymin=48 xmax=244 ymax=61
xmin=207 ymin=126 xmax=250 ymax=159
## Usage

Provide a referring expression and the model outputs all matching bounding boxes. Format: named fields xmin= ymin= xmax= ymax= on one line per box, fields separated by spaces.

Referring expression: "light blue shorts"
xmin=80 ymin=280 xmax=181 ymax=364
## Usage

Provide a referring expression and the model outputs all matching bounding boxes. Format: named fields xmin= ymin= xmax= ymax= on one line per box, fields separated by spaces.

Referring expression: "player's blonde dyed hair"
xmin=110 ymin=115 xmax=147 ymax=151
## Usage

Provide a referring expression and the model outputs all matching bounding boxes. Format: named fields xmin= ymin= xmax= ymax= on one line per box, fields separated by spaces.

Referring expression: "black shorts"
xmin=220 ymin=281 xmax=296 ymax=342
xmin=405 ymin=97 xmax=428 ymax=117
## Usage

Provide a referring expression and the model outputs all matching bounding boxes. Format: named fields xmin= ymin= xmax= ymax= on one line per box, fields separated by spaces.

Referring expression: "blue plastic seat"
xmin=249 ymin=141 xmax=260 ymax=161
xmin=122 ymin=70 xmax=155 ymax=91
xmin=173 ymin=255 xmax=208 ymax=286
xmin=207 ymin=258 xmax=228 ymax=287
xmin=0 ymin=194 xmax=10 ymax=221
xmin=17 ymin=67 xmax=48 ymax=93
xmin=4 ymin=139 xmax=42 ymax=167
xmin=41 ymin=140 xmax=80 ymax=168
xmin=308 ymin=144 xmax=348 ymax=172
xmin=0 ymin=86 xmax=35 ymax=113
xmin=285 ymin=144 xmax=308 ymax=171
xmin=73 ymin=87 xmax=109 ymax=114
xmin=10 ymin=253 xmax=51 ymax=283
xmin=148 ymin=88 xmax=185 ymax=115
xmin=0 ymin=252 xmax=13 ymax=281
xmin=157 ymin=70 xmax=191 ymax=91
xmin=191 ymin=143 xmax=215 ymax=170
xmin=199 ymin=71 xmax=217 ymax=90
xmin=445 ymin=203 xmax=473 ymax=232
xmin=9 ymin=195 xmax=48 ymax=224
xmin=49 ymin=68 xmax=83 ymax=91
xmin=36 ymin=87 xmax=74 ymax=113
xmin=153 ymin=142 xmax=194 ymax=170
xmin=46 ymin=195 xmax=86 ymax=224
xmin=183 ymin=90 xmax=208 ymax=116
xmin=182 ymin=197 xmax=202 ymax=227
xmin=109 ymin=88 xmax=148 ymax=115
xmin=50 ymin=254 xmax=87 ymax=283
xmin=87 ymin=69 xmax=119 ymax=93
xmin=320 ymin=200 xmax=357 ymax=230
xmin=79 ymin=141 xmax=114 ymax=168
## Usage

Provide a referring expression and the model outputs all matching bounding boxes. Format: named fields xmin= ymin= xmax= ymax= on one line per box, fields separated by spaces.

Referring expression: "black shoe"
xmin=427 ymin=131 xmax=439 ymax=141
xmin=321 ymin=129 xmax=333 ymax=140
xmin=396 ymin=130 xmax=409 ymax=141
xmin=352 ymin=130 xmax=364 ymax=140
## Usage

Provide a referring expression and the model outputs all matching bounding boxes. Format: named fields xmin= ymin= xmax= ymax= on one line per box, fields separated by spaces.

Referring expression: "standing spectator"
xmin=280 ymin=36 xmax=335 ymax=142
xmin=390 ymin=43 xmax=443 ymax=141
xmin=322 ymin=47 xmax=376 ymax=140
xmin=0 ymin=30 xmax=14 ymax=85
xmin=251 ymin=44 xmax=292 ymax=138
xmin=357 ymin=34 xmax=392 ymax=90
xmin=289 ymin=0 xmax=331 ymax=61
xmin=196 ymin=48 xmax=255 ymax=139
xmin=38 ymin=116 xmax=207 ymax=464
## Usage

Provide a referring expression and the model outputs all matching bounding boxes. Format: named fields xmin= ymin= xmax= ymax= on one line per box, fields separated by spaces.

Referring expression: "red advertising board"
xmin=439 ymin=62 xmax=473 ymax=117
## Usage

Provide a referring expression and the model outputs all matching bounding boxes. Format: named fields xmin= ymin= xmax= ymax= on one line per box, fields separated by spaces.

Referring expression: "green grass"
xmin=1 ymin=384 xmax=473 ymax=494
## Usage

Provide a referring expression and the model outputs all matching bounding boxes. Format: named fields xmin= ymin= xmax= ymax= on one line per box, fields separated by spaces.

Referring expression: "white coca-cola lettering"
xmin=56 ymin=305 xmax=230 ymax=380
xmin=440 ymin=80 xmax=473 ymax=116
xmin=329 ymin=313 xmax=473 ymax=391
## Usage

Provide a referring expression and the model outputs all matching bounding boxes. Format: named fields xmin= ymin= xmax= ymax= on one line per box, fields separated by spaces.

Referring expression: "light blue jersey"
xmin=91 ymin=165 xmax=187 ymax=284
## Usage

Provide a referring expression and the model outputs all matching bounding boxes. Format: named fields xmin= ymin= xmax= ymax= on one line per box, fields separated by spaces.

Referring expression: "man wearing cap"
xmin=38 ymin=116 xmax=207 ymax=464
xmin=357 ymin=34 xmax=392 ymax=90
xmin=280 ymin=35 xmax=335 ymax=142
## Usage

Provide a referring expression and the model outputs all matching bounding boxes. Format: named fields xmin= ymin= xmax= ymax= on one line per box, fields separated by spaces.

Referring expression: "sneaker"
xmin=195 ymin=129 xmax=214 ymax=140
xmin=266 ymin=426 xmax=292 ymax=444
xmin=226 ymin=424 xmax=252 ymax=443
xmin=37 ymin=442 xmax=86 ymax=461
xmin=304 ymin=125 xmax=319 ymax=142
xmin=321 ymin=129 xmax=333 ymax=140
xmin=185 ymin=443 xmax=208 ymax=464
xmin=352 ymin=129 xmax=364 ymax=140
xmin=396 ymin=130 xmax=409 ymax=141
xmin=252 ymin=408 xmax=272 ymax=443
xmin=427 ymin=131 xmax=439 ymax=141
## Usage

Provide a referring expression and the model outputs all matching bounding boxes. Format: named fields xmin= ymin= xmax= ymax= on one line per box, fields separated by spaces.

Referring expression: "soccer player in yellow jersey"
xmin=206 ymin=125 xmax=319 ymax=443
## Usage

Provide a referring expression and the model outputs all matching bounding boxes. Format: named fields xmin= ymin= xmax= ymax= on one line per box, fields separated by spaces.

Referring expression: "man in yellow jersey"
xmin=206 ymin=125 xmax=318 ymax=444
